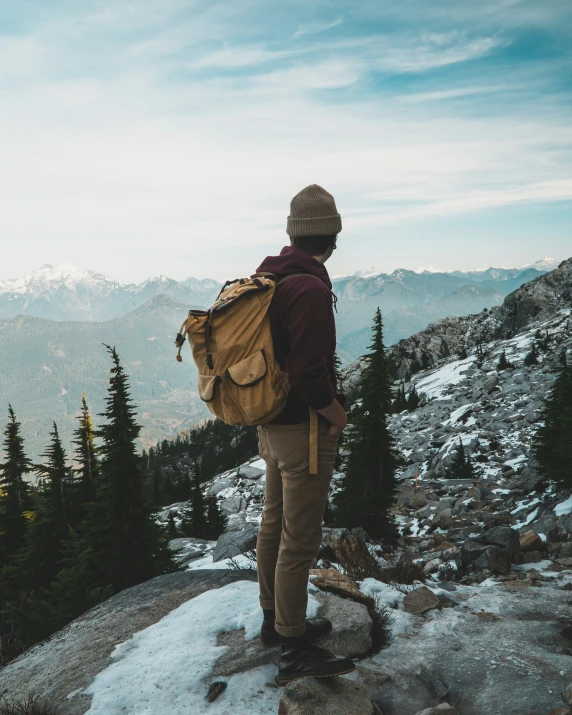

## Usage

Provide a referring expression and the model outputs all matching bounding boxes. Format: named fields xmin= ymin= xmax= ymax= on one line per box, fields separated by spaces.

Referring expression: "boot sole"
xmin=275 ymin=663 xmax=356 ymax=686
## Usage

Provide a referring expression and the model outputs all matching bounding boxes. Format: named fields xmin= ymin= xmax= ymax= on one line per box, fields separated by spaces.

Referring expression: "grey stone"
xmin=279 ymin=677 xmax=374 ymax=715
xmin=237 ymin=464 xmax=265 ymax=480
xmin=559 ymin=542 xmax=572 ymax=557
xmin=473 ymin=526 xmax=520 ymax=558
xmin=473 ymin=545 xmax=511 ymax=574
xmin=0 ymin=569 xmax=257 ymax=715
xmin=415 ymin=706 xmax=459 ymax=715
xmin=315 ymin=591 xmax=373 ymax=658
xmin=404 ymin=587 xmax=441 ymax=615
xmin=212 ymin=628 xmax=277 ymax=677
xmin=213 ymin=526 xmax=258 ymax=562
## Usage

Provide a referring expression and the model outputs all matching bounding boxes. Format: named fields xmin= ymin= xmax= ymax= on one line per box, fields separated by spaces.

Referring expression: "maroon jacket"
xmin=257 ymin=246 xmax=337 ymax=424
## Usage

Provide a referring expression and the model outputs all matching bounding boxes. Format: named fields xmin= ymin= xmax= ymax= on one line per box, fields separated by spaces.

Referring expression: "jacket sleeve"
xmin=284 ymin=289 xmax=335 ymax=411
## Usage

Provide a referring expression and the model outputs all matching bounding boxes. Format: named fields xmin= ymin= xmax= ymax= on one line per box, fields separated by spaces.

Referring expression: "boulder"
xmin=314 ymin=591 xmax=373 ymax=658
xmin=547 ymin=709 xmax=571 ymax=715
xmin=404 ymin=587 xmax=441 ymax=615
xmin=279 ymin=678 xmax=374 ymax=715
xmin=520 ymin=530 xmax=545 ymax=554
xmin=523 ymin=550 xmax=544 ymax=563
xmin=563 ymin=683 xmax=572 ymax=707
xmin=560 ymin=543 xmax=572 ymax=557
xmin=457 ymin=540 xmax=492 ymax=568
xmin=0 ymin=569 xmax=258 ymax=715
xmin=309 ymin=569 xmax=372 ymax=606
xmin=473 ymin=545 xmax=511 ymax=574
xmin=213 ymin=526 xmax=258 ymax=562
xmin=473 ymin=526 xmax=521 ymax=559
xmin=415 ymin=706 xmax=459 ymax=715
xmin=423 ymin=558 xmax=444 ymax=576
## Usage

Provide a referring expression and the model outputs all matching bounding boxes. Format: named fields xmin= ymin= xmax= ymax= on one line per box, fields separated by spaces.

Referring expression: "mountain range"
xmin=0 ymin=257 xmax=563 ymax=459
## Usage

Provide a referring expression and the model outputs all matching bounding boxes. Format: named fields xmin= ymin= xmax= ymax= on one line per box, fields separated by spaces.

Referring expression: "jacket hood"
xmin=257 ymin=246 xmax=332 ymax=290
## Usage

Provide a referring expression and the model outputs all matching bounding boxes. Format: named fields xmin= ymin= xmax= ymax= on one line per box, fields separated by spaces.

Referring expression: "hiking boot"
xmin=276 ymin=635 xmax=356 ymax=686
xmin=260 ymin=611 xmax=332 ymax=648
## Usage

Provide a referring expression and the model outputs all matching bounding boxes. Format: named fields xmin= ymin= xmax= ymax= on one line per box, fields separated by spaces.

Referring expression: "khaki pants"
xmin=256 ymin=419 xmax=338 ymax=637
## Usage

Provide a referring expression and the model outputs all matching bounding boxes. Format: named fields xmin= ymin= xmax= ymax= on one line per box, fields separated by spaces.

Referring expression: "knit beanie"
xmin=286 ymin=184 xmax=342 ymax=238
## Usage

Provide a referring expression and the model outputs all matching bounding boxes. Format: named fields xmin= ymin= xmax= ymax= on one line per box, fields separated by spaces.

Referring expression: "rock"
xmin=520 ymin=530 xmax=545 ymax=554
xmin=279 ymin=678 xmax=374 ymax=715
xmin=563 ymin=684 xmax=572 ymax=706
xmin=415 ymin=705 xmax=459 ymax=715
xmin=547 ymin=708 xmax=571 ymax=715
xmin=523 ymin=550 xmax=544 ymax=563
xmin=212 ymin=628 xmax=277 ymax=677
xmin=213 ymin=526 xmax=258 ymax=562
xmin=473 ymin=526 xmax=521 ymax=559
xmin=314 ymin=591 xmax=373 ymax=658
xmin=457 ymin=540 xmax=492 ymax=568
xmin=423 ymin=558 xmax=444 ymax=576
xmin=473 ymin=545 xmax=511 ymax=574
xmin=236 ymin=464 xmax=265 ymax=479
xmin=560 ymin=542 xmax=572 ymax=557
xmin=484 ymin=374 xmax=499 ymax=392
xmin=309 ymin=569 xmax=372 ymax=606
xmin=0 ymin=569 xmax=257 ymax=715
xmin=404 ymin=587 xmax=441 ymax=615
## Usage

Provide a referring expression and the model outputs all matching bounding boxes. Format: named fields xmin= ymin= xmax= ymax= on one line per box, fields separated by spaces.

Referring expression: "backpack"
xmin=175 ymin=273 xmax=302 ymax=427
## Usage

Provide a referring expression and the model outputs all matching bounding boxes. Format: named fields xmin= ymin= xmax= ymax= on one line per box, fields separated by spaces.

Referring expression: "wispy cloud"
xmin=294 ymin=17 xmax=344 ymax=38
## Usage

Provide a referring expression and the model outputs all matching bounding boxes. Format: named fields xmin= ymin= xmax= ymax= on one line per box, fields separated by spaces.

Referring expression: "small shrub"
xmin=0 ymin=694 xmax=59 ymax=715
xmin=379 ymin=558 xmax=425 ymax=586
xmin=333 ymin=536 xmax=383 ymax=583
xmin=368 ymin=594 xmax=393 ymax=653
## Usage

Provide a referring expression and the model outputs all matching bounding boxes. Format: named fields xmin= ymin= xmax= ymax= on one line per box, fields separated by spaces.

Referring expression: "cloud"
xmin=294 ymin=18 xmax=344 ymax=38
xmin=0 ymin=0 xmax=570 ymax=280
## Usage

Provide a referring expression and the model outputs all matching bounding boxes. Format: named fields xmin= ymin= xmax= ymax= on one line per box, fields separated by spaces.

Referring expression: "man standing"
xmin=255 ymin=184 xmax=355 ymax=684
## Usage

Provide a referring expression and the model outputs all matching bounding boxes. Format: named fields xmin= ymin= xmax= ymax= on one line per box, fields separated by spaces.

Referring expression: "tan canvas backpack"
xmin=175 ymin=273 xmax=300 ymax=427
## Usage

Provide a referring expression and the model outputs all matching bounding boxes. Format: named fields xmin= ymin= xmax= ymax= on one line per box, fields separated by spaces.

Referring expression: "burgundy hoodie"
xmin=257 ymin=246 xmax=337 ymax=424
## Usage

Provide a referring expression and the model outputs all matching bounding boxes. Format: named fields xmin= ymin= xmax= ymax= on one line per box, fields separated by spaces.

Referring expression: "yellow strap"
xmin=309 ymin=408 xmax=319 ymax=475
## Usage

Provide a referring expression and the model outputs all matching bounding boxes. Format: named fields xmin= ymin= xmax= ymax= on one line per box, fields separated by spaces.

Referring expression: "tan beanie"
xmin=286 ymin=184 xmax=342 ymax=237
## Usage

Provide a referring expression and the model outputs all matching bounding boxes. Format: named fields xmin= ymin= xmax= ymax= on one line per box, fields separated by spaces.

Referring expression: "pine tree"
xmin=204 ymin=496 xmax=228 ymax=540
xmin=0 ymin=406 xmax=33 ymax=568
xmin=333 ymin=309 xmax=401 ymax=542
xmin=421 ymin=351 xmax=431 ymax=370
xmin=167 ymin=511 xmax=179 ymax=540
xmin=497 ymin=350 xmax=513 ymax=371
xmin=445 ymin=440 xmax=477 ymax=480
xmin=80 ymin=345 xmax=176 ymax=593
xmin=406 ymin=384 xmax=421 ymax=411
xmin=533 ymin=361 xmax=572 ymax=489
xmin=392 ymin=383 xmax=407 ymax=413
xmin=180 ymin=461 xmax=207 ymax=538
xmin=524 ymin=344 xmax=540 ymax=366
xmin=69 ymin=395 xmax=98 ymax=526
xmin=8 ymin=423 xmax=73 ymax=590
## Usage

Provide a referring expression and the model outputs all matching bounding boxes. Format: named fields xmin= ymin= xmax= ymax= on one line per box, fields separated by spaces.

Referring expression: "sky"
xmin=0 ymin=0 xmax=571 ymax=282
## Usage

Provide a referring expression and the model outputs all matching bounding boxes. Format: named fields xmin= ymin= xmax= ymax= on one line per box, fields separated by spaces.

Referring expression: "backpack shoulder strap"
xmin=276 ymin=273 xmax=321 ymax=286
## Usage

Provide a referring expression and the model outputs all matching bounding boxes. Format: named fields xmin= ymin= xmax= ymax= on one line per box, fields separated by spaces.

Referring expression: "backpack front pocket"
xmin=223 ymin=349 xmax=288 ymax=425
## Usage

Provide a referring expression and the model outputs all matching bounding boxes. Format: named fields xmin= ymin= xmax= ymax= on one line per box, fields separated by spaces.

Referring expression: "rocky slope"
xmin=2 ymin=258 xmax=572 ymax=715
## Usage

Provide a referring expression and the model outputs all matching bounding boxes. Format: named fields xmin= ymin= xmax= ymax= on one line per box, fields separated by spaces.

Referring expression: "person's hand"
xmin=317 ymin=399 xmax=347 ymax=439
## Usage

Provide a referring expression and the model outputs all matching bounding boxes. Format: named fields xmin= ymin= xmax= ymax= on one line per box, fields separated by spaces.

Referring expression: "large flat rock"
xmin=0 ymin=569 xmax=257 ymax=715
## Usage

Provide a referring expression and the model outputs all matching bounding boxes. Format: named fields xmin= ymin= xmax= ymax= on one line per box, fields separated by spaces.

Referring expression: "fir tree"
xmin=421 ymin=351 xmax=431 ymax=370
xmin=69 ymin=395 xmax=98 ymax=526
xmin=445 ymin=440 xmax=477 ymax=480
xmin=333 ymin=309 xmax=401 ymax=542
xmin=180 ymin=462 xmax=207 ymax=538
xmin=496 ymin=350 xmax=513 ymax=371
xmin=392 ymin=383 xmax=407 ymax=413
xmin=0 ymin=406 xmax=33 ymax=568
xmin=80 ymin=346 xmax=176 ymax=593
xmin=167 ymin=511 xmax=179 ymax=540
xmin=406 ymin=384 xmax=421 ymax=411
xmin=533 ymin=361 xmax=572 ymax=489
xmin=458 ymin=345 xmax=468 ymax=360
xmin=204 ymin=496 xmax=228 ymax=540
xmin=524 ymin=344 xmax=540 ymax=366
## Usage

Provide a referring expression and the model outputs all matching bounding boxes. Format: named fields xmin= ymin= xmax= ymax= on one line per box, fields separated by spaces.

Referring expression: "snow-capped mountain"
xmin=0 ymin=264 xmax=221 ymax=322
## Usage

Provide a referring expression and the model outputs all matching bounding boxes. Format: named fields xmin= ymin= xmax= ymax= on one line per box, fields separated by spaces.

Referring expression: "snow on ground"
xmin=84 ymin=581 xmax=320 ymax=715
xmin=414 ymin=356 xmax=476 ymax=400
xmin=555 ymin=495 xmax=572 ymax=516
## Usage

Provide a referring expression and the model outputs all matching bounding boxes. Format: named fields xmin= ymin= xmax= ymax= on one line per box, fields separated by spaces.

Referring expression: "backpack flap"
xmin=226 ymin=350 xmax=267 ymax=387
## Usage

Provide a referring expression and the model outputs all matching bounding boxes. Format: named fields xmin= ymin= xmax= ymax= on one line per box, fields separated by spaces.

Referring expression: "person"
xmin=255 ymin=184 xmax=355 ymax=685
